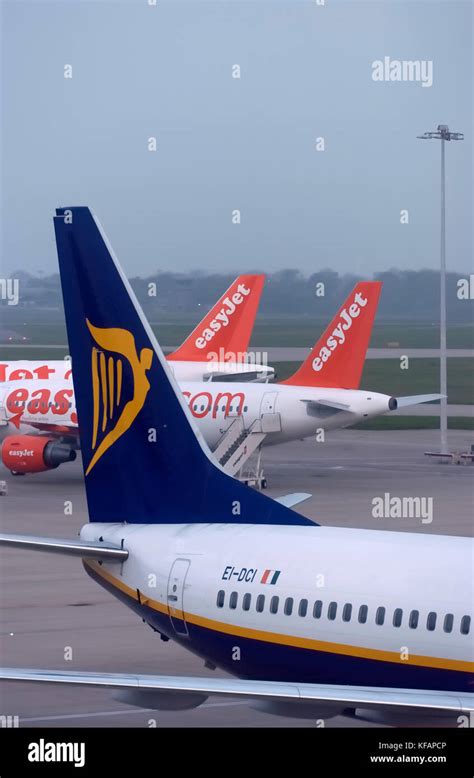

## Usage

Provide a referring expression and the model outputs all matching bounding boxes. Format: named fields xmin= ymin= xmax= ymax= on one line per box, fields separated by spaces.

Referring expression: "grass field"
xmin=272 ymin=359 xmax=474 ymax=405
xmin=2 ymin=319 xmax=474 ymax=349
xmin=250 ymin=322 xmax=474 ymax=349
xmin=353 ymin=417 xmax=474 ymax=431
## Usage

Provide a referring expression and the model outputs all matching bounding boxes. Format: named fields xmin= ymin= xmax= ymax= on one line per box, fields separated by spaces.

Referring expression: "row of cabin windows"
xmin=216 ymin=591 xmax=471 ymax=635
xmin=13 ymin=397 xmax=251 ymax=415
xmin=191 ymin=404 xmax=248 ymax=413
xmin=11 ymin=401 xmax=73 ymax=410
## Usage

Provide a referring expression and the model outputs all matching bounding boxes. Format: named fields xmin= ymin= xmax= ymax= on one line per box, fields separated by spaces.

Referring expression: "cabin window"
xmin=358 ymin=605 xmax=368 ymax=624
xmin=327 ymin=601 xmax=337 ymax=621
xmin=284 ymin=597 xmax=294 ymax=616
xmin=409 ymin=610 xmax=419 ymax=629
xmin=244 ymin=406 xmax=248 ymax=412
xmin=426 ymin=611 xmax=437 ymax=631
xmin=256 ymin=594 xmax=265 ymax=613
xmin=375 ymin=607 xmax=386 ymax=626
xmin=393 ymin=608 xmax=403 ymax=627
xmin=313 ymin=600 xmax=322 ymax=619
xmin=461 ymin=615 xmax=471 ymax=635
xmin=270 ymin=596 xmax=279 ymax=614
xmin=342 ymin=603 xmax=352 ymax=622
xmin=298 ymin=599 xmax=308 ymax=617
xmin=443 ymin=613 xmax=454 ymax=633
xmin=229 ymin=591 xmax=238 ymax=610
xmin=242 ymin=593 xmax=251 ymax=612
xmin=216 ymin=590 xmax=225 ymax=608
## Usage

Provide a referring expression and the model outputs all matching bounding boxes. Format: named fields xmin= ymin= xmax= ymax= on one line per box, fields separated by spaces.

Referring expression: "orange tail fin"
xmin=282 ymin=281 xmax=382 ymax=389
xmin=168 ymin=274 xmax=265 ymax=363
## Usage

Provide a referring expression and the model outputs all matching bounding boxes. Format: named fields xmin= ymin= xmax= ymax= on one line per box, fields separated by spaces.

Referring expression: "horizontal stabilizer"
xmin=275 ymin=492 xmax=312 ymax=508
xmin=1 ymin=668 xmax=472 ymax=716
xmin=0 ymin=533 xmax=128 ymax=561
xmin=394 ymin=394 xmax=444 ymax=409
xmin=207 ymin=369 xmax=274 ymax=383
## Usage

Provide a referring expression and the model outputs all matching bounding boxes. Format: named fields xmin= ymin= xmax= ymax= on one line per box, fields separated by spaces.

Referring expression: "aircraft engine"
xmin=1 ymin=435 xmax=76 ymax=474
xmin=113 ymin=689 xmax=208 ymax=711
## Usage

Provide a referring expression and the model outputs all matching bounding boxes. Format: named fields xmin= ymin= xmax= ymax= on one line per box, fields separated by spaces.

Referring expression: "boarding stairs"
xmin=213 ymin=412 xmax=281 ymax=488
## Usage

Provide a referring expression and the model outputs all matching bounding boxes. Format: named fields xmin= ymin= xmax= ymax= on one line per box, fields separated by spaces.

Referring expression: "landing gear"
xmin=10 ymin=471 xmax=25 ymax=476
xmin=144 ymin=621 xmax=170 ymax=641
xmin=239 ymin=447 xmax=267 ymax=490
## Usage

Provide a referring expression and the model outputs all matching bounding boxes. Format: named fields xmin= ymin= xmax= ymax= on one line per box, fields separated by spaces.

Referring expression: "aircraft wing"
xmin=1 ymin=668 xmax=472 ymax=717
xmin=0 ymin=533 xmax=128 ymax=561
xmin=24 ymin=422 xmax=80 ymax=436
xmin=302 ymin=399 xmax=353 ymax=418
xmin=275 ymin=493 xmax=312 ymax=508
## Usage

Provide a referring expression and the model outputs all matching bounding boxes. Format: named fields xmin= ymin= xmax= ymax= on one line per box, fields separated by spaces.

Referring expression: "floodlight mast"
xmin=417 ymin=125 xmax=464 ymax=455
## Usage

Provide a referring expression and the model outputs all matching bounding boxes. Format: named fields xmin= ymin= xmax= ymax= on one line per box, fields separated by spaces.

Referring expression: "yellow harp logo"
xmin=86 ymin=319 xmax=153 ymax=475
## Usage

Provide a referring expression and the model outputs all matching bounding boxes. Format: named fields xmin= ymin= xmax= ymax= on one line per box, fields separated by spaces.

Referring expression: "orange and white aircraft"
xmin=0 ymin=277 xmax=440 ymax=477
xmin=0 ymin=273 xmax=270 ymax=386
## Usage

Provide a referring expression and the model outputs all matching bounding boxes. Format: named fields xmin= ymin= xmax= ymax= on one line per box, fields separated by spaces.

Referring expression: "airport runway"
xmin=1 ymin=429 xmax=473 ymax=728
xmin=260 ymin=348 xmax=474 ymax=361
xmin=392 ymin=404 xmax=474 ymax=417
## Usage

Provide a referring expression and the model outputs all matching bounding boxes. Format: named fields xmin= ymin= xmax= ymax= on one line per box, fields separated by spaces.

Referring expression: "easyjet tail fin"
xmin=283 ymin=282 xmax=382 ymax=389
xmin=168 ymin=274 xmax=264 ymax=363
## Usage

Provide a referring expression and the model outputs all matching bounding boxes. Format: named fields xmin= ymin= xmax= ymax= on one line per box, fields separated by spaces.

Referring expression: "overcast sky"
xmin=1 ymin=0 xmax=472 ymax=278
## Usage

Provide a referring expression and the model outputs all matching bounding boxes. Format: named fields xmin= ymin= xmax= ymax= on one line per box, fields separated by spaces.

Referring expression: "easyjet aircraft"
xmin=0 ymin=213 xmax=441 ymax=480
xmin=0 ymin=206 xmax=471 ymax=725
xmin=0 ymin=272 xmax=270 ymax=384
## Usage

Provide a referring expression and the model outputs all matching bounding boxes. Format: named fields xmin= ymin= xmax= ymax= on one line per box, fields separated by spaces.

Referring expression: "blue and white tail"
xmin=53 ymin=207 xmax=312 ymax=527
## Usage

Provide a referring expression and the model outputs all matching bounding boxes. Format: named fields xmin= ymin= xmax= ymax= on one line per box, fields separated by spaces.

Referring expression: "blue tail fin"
xmin=53 ymin=207 xmax=313 ymax=527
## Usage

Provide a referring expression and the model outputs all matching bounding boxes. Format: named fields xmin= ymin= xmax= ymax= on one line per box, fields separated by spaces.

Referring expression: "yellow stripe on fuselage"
xmin=83 ymin=560 xmax=473 ymax=675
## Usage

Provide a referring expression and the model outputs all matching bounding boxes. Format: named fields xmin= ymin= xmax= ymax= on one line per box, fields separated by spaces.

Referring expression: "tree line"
xmin=13 ymin=268 xmax=474 ymax=323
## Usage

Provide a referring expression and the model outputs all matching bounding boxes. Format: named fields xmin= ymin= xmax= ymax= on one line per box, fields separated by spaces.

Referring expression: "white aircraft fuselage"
xmin=0 ymin=378 xmax=395 ymax=447
xmin=80 ymin=521 xmax=473 ymax=694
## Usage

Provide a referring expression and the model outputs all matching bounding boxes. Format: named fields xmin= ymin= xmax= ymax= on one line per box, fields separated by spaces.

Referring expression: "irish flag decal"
xmin=260 ymin=569 xmax=281 ymax=585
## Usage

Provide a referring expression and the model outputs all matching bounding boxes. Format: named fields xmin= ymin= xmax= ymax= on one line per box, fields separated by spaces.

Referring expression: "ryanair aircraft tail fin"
xmin=283 ymin=282 xmax=382 ymax=389
xmin=53 ymin=207 xmax=312 ymax=526
xmin=168 ymin=274 xmax=264 ymax=363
